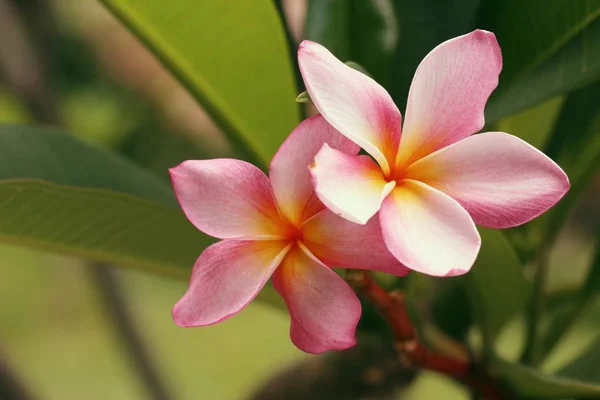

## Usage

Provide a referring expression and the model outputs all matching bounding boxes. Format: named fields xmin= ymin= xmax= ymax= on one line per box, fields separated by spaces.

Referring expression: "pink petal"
xmin=272 ymin=244 xmax=361 ymax=354
xmin=298 ymin=40 xmax=402 ymax=176
xmin=309 ymin=144 xmax=396 ymax=224
xmin=301 ymin=210 xmax=409 ymax=276
xmin=269 ymin=115 xmax=359 ymax=226
xmin=397 ymin=30 xmax=502 ymax=167
xmin=170 ymin=159 xmax=287 ymax=239
xmin=173 ymin=239 xmax=291 ymax=326
xmin=405 ymin=132 xmax=570 ymax=228
xmin=380 ymin=180 xmax=481 ymax=277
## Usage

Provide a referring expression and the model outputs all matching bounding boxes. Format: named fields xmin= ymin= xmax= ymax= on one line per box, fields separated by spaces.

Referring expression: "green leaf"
xmin=100 ymin=0 xmax=299 ymax=166
xmin=540 ymin=234 xmax=600 ymax=359
xmin=558 ymin=333 xmax=600 ymax=384
xmin=492 ymin=356 xmax=600 ymax=398
xmin=500 ymin=81 xmax=600 ymax=365
xmin=0 ymin=124 xmax=209 ymax=276
xmin=304 ymin=0 xmax=398 ymax=85
xmin=0 ymin=124 xmax=285 ymax=307
xmin=545 ymin=80 xmax=600 ymax=178
xmin=390 ymin=0 xmax=480 ymax=110
xmin=538 ymin=80 xmax=600 ymax=247
xmin=495 ymin=96 xmax=564 ymax=150
xmin=480 ymin=0 xmax=600 ymax=121
xmin=463 ymin=229 xmax=529 ymax=352
xmin=295 ymin=92 xmax=310 ymax=104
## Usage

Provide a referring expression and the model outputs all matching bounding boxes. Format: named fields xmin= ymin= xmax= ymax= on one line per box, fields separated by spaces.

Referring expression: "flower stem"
xmin=346 ymin=270 xmax=505 ymax=400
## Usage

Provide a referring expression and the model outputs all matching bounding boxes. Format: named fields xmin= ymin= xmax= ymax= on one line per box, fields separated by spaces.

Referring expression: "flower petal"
xmin=309 ymin=144 xmax=395 ymax=224
xmin=397 ymin=30 xmax=502 ymax=167
xmin=405 ymin=132 xmax=570 ymax=228
xmin=272 ymin=244 xmax=361 ymax=353
xmin=170 ymin=159 xmax=285 ymax=239
xmin=298 ymin=40 xmax=402 ymax=176
xmin=301 ymin=210 xmax=409 ymax=276
xmin=380 ymin=180 xmax=481 ymax=277
xmin=269 ymin=115 xmax=359 ymax=226
xmin=173 ymin=239 xmax=291 ymax=326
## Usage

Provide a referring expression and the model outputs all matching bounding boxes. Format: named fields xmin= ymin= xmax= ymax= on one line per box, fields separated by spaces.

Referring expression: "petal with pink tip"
xmin=301 ymin=210 xmax=409 ymax=276
xmin=397 ymin=30 xmax=502 ymax=167
xmin=270 ymin=115 xmax=359 ymax=226
xmin=298 ymin=40 xmax=402 ymax=175
xmin=273 ymin=244 xmax=361 ymax=354
xmin=405 ymin=132 xmax=570 ymax=228
xmin=170 ymin=159 xmax=286 ymax=239
xmin=380 ymin=180 xmax=481 ymax=277
xmin=309 ymin=144 xmax=396 ymax=224
xmin=173 ymin=239 xmax=291 ymax=326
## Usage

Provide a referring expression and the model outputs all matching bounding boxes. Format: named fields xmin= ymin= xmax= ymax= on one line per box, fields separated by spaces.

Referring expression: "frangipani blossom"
xmin=300 ymin=30 xmax=569 ymax=277
xmin=170 ymin=115 xmax=407 ymax=354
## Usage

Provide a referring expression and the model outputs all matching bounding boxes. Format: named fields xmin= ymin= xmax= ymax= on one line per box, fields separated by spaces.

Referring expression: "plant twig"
xmin=91 ymin=264 xmax=173 ymax=400
xmin=346 ymin=270 xmax=505 ymax=400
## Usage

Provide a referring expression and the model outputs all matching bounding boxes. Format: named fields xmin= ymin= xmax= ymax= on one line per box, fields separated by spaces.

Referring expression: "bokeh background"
xmin=0 ymin=0 xmax=599 ymax=399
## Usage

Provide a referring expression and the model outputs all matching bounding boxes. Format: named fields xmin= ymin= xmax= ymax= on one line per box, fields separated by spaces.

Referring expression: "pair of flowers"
xmin=170 ymin=30 xmax=569 ymax=353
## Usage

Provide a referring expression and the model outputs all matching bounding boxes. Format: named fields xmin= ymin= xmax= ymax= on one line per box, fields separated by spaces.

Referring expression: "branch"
xmin=91 ymin=265 xmax=173 ymax=400
xmin=346 ymin=270 xmax=506 ymax=400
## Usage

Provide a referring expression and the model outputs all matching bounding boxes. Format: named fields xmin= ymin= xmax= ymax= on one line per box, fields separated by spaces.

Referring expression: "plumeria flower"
xmin=170 ymin=115 xmax=407 ymax=353
xmin=300 ymin=30 xmax=569 ymax=277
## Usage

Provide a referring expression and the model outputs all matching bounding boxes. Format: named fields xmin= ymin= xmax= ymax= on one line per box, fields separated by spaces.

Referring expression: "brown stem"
xmin=346 ymin=270 xmax=505 ymax=400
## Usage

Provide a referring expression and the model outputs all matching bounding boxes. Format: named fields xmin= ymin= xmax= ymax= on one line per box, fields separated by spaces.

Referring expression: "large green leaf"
xmin=492 ymin=356 xmax=600 ymax=398
xmin=0 ymin=124 xmax=285 ymax=307
xmin=100 ymin=0 xmax=299 ymax=166
xmin=544 ymin=80 xmax=600 ymax=179
xmin=537 ymin=80 xmax=600 ymax=247
xmin=463 ymin=229 xmax=529 ymax=351
xmin=496 ymin=96 xmax=564 ymax=151
xmin=305 ymin=0 xmax=398 ymax=85
xmin=480 ymin=0 xmax=600 ymax=121
xmin=0 ymin=124 xmax=210 ymax=277
xmin=558 ymin=333 xmax=600 ymax=384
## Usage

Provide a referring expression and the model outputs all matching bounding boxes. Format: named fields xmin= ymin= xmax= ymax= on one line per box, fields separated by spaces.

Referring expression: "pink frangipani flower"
xmin=300 ymin=30 xmax=570 ymax=277
xmin=170 ymin=115 xmax=407 ymax=353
